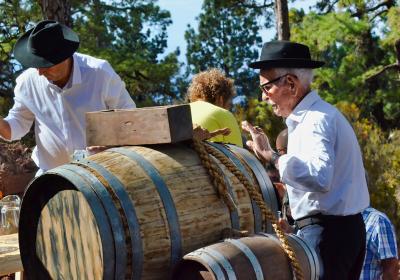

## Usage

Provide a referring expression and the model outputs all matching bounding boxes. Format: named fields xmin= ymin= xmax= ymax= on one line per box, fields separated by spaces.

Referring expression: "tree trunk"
xmin=274 ymin=0 xmax=290 ymax=40
xmin=37 ymin=0 xmax=72 ymax=27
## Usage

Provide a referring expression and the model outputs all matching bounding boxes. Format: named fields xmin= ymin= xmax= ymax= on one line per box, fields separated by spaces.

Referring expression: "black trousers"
xmin=318 ymin=213 xmax=366 ymax=280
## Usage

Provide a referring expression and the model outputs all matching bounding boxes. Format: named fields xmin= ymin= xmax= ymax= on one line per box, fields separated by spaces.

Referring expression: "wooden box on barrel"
xmin=86 ymin=104 xmax=193 ymax=146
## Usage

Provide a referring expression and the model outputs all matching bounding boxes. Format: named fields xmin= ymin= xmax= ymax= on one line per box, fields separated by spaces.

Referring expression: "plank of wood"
xmin=0 ymin=233 xmax=22 ymax=276
xmin=86 ymin=105 xmax=193 ymax=146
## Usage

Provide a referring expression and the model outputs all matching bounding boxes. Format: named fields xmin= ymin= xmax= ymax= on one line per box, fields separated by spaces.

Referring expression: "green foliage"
xmin=382 ymin=7 xmax=400 ymax=50
xmin=0 ymin=0 xmax=42 ymax=113
xmin=0 ymin=1 xmax=43 ymax=146
xmin=290 ymin=2 xmax=400 ymax=129
xmin=72 ymin=0 xmax=182 ymax=106
xmin=185 ymin=0 xmax=266 ymax=97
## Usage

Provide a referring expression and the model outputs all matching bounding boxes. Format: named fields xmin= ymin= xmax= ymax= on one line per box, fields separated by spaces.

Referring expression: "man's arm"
xmin=1 ymin=97 xmax=35 ymax=141
xmin=381 ymin=258 xmax=399 ymax=280
xmin=0 ymin=118 xmax=11 ymax=140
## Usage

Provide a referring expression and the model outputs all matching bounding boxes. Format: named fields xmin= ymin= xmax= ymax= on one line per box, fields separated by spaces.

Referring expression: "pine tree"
xmin=185 ymin=0 xmax=267 ymax=97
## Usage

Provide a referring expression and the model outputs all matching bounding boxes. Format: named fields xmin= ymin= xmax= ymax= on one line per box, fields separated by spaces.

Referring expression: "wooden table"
xmin=0 ymin=233 xmax=23 ymax=276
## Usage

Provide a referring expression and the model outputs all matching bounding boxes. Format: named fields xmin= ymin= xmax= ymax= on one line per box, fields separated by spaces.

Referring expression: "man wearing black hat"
xmin=242 ymin=41 xmax=370 ymax=279
xmin=0 ymin=20 xmax=135 ymax=175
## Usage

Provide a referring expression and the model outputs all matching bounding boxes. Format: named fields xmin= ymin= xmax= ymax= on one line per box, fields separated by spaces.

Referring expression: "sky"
xmin=157 ymin=0 xmax=316 ymax=62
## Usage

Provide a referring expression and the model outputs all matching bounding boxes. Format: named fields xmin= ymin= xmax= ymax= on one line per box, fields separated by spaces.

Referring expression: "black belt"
xmin=295 ymin=215 xmax=323 ymax=229
xmin=295 ymin=213 xmax=362 ymax=230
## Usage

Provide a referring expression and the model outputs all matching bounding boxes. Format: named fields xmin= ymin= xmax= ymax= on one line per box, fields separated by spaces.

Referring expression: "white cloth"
xmin=4 ymin=52 xmax=136 ymax=172
xmin=278 ymin=90 xmax=369 ymax=220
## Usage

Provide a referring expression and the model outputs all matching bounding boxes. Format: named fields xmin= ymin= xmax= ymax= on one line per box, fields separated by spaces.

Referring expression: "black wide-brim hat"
xmin=13 ymin=20 xmax=80 ymax=68
xmin=249 ymin=40 xmax=325 ymax=69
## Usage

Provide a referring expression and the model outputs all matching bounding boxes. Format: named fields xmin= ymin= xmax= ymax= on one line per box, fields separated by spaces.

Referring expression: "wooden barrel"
xmin=18 ymin=143 xmax=278 ymax=280
xmin=172 ymin=233 xmax=320 ymax=280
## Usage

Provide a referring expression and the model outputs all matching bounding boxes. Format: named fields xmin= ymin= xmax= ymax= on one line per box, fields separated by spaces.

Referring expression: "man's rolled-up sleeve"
xmin=376 ymin=216 xmax=398 ymax=260
xmin=4 ymin=96 xmax=35 ymax=141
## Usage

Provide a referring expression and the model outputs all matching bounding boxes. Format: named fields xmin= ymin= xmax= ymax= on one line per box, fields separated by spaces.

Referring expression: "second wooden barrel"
xmin=172 ymin=233 xmax=320 ymax=280
xmin=18 ymin=143 xmax=278 ymax=280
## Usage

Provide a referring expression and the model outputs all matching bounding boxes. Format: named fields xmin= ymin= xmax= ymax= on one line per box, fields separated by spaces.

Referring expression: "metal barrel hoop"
xmin=225 ymin=238 xmax=264 ymax=280
xmin=70 ymin=158 xmax=144 ymax=280
xmin=227 ymin=145 xmax=279 ymax=233
xmin=109 ymin=147 xmax=183 ymax=267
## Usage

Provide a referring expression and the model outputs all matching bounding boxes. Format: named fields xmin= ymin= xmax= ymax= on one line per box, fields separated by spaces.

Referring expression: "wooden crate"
xmin=86 ymin=104 xmax=193 ymax=146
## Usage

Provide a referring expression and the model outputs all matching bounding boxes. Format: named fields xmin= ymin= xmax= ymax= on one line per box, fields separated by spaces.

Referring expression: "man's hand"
xmin=0 ymin=118 xmax=11 ymax=140
xmin=241 ymin=120 xmax=273 ymax=163
xmin=381 ymin=258 xmax=399 ymax=280
xmin=86 ymin=146 xmax=109 ymax=155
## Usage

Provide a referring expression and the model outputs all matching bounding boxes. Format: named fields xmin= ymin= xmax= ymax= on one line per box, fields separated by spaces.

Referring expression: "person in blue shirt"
xmin=360 ymin=207 xmax=398 ymax=280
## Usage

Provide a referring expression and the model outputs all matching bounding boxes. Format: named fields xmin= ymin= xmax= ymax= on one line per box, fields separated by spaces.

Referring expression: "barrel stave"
xmin=36 ymin=190 xmax=103 ymax=280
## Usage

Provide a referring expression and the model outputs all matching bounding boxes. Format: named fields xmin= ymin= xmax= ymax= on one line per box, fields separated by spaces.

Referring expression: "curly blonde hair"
xmin=187 ymin=68 xmax=236 ymax=104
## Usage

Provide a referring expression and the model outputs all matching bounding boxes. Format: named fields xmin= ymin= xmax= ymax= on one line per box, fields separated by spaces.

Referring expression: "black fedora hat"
xmin=249 ymin=40 xmax=324 ymax=69
xmin=13 ymin=20 xmax=80 ymax=68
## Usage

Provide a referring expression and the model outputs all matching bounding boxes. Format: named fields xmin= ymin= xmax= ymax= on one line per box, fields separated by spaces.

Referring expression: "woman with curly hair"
xmin=187 ymin=68 xmax=243 ymax=147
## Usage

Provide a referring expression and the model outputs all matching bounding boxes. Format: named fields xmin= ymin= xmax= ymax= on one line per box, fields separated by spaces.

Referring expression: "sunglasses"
xmin=259 ymin=74 xmax=289 ymax=96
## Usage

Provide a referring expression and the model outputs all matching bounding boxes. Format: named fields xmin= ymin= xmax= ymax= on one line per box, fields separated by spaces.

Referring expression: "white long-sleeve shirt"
xmin=5 ymin=52 xmax=136 ymax=173
xmin=278 ymin=90 xmax=369 ymax=220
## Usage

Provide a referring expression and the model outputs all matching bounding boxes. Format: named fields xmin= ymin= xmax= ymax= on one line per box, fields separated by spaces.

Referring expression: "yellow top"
xmin=190 ymin=101 xmax=243 ymax=147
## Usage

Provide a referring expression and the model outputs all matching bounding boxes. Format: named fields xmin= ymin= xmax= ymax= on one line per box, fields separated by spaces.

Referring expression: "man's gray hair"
xmin=274 ymin=68 xmax=314 ymax=90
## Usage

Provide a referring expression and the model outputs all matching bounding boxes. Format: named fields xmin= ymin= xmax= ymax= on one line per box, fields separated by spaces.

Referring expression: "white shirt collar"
xmin=46 ymin=54 xmax=81 ymax=90
xmin=286 ymin=90 xmax=320 ymax=127
xmin=70 ymin=53 xmax=82 ymax=86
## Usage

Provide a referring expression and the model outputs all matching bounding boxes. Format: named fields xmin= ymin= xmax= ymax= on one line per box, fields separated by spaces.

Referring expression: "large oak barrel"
xmin=172 ymin=233 xmax=320 ymax=280
xmin=18 ymin=143 xmax=278 ymax=280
